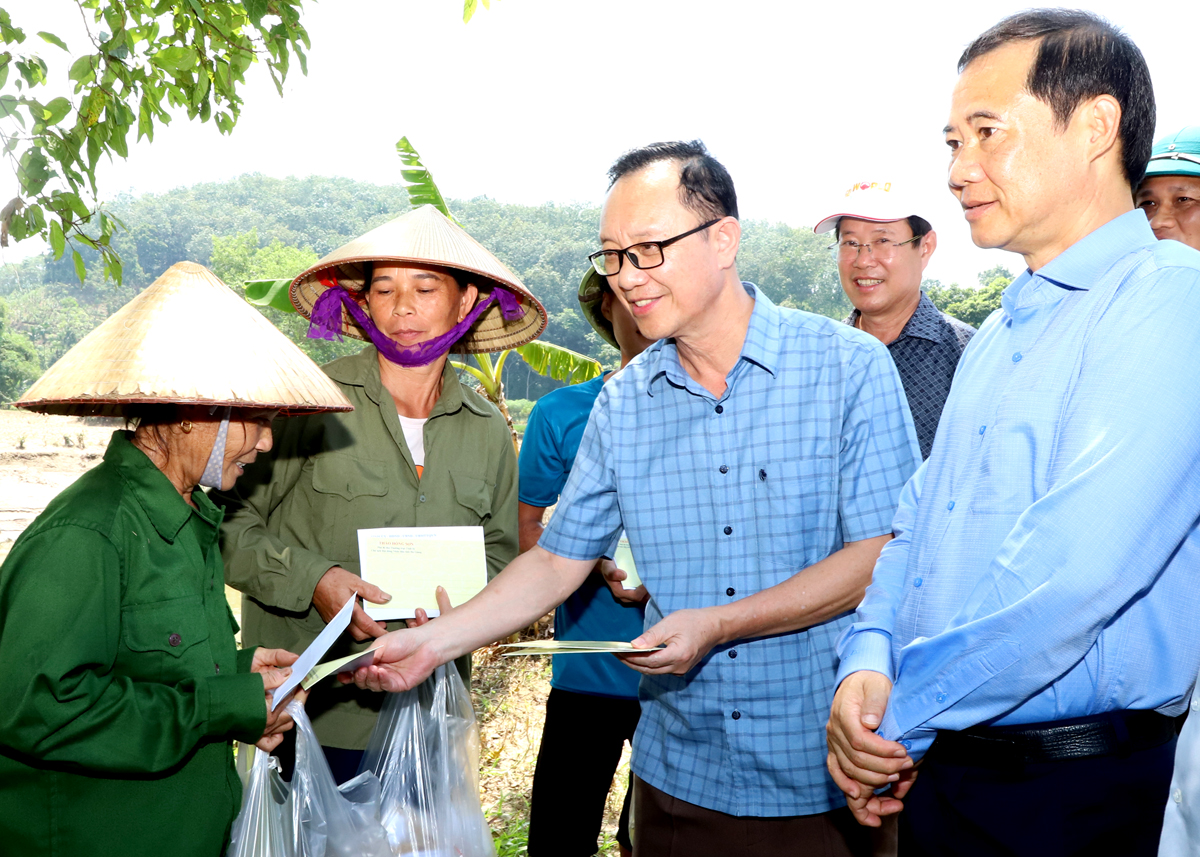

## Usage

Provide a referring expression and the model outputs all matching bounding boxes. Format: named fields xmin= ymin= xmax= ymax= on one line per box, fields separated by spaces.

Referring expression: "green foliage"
xmin=0 ymin=1 xmax=311 ymax=283
xmin=462 ymin=0 xmax=497 ymax=24
xmin=513 ymin=341 xmax=601 ymax=385
xmin=395 ymin=136 xmax=456 ymax=223
xmin=209 ymin=229 xmax=359 ymax=365
xmin=924 ymin=266 xmax=1013 ymax=328
xmin=0 ymin=296 xmax=41 ymax=402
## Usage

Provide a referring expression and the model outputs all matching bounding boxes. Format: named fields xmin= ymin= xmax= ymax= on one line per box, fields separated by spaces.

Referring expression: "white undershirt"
xmin=397 ymin=414 xmax=427 ymax=466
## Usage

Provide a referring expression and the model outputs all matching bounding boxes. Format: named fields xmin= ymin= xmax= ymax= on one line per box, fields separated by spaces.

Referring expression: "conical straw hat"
xmin=290 ymin=205 xmax=548 ymax=353
xmin=16 ymin=261 xmax=354 ymax=416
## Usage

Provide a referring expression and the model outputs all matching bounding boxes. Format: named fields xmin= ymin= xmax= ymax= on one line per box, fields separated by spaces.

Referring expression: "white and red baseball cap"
xmin=813 ymin=179 xmax=925 ymax=234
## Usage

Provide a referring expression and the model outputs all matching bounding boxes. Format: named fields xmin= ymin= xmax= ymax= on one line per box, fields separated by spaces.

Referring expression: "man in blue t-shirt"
xmin=519 ymin=268 xmax=654 ymax=857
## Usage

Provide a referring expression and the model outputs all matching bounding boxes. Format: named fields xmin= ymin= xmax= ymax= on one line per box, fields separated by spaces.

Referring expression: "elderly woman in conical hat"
xmin=0 ymin=262 xmax=353 ymax=857
xmin=214 ymin=205 xmax=546 ymax=782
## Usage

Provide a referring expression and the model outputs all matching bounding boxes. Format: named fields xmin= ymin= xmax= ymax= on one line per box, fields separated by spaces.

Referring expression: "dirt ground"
xmin=0 ymin=408 xmax=628 ymax=853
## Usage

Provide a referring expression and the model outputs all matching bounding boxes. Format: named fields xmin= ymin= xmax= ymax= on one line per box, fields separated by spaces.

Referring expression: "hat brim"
xmin=813 ymin=212 xmax=913 ymax=235
xmin=578 ymin=269 xmax=618 ymax=350
xmin=289 ymin=206 xmax=548 ymax=353
xmin=1143 ymin=158 xmax=1200 ymax=181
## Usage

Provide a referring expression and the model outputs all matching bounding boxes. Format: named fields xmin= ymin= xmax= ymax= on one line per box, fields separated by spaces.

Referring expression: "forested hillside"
xmin=0 ymin=174 xmax=1004 ymax=403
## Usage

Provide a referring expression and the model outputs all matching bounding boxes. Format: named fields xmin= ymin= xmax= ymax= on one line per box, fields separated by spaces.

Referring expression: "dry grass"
xmin=474 ymin=615 xmax=631 ymax=857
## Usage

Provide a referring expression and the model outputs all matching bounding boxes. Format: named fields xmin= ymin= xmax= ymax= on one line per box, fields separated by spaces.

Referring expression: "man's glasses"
xmin=828 ymin=235 xmax=923 ymax=262
xmin=588 ymin=219 xmax=721 ymax=277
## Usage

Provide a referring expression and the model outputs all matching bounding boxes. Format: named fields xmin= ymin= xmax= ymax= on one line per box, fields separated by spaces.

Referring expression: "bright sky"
xmin=3 ymin=0 xmax=1199 ymax=287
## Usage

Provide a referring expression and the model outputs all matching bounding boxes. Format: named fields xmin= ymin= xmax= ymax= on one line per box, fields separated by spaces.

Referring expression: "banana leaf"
xmin=514 ymin=341 xmax=602 ymax=385
xmin=244 ymin=278 xmax=297 ymax=313
xmin=395 ymin=137 xmax=458 ymax=225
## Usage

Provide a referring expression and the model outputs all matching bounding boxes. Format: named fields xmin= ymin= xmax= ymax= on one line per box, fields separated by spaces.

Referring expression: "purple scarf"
xmin=307 ymin=274 xmax=524 ymax=366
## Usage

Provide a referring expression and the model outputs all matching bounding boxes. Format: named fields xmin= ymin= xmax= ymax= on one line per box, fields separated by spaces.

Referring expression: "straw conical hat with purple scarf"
xmin=291 ymin=205 xmax=548 ymax=360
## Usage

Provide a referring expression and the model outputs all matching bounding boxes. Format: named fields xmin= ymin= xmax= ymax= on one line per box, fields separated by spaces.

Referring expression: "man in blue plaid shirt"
xmin=355 ymin=141 xmax=921 ymax=856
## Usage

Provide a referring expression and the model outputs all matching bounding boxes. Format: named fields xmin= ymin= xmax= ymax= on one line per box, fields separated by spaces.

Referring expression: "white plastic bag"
xmin=229 ymin=748 xmax=296 ymax=857
xmin=360 ymin=664 xmax=496 ymax=857
xmin=288 ymin=699 xmax=392 ymax=857
xmin=228 ymin=704 xmax=391 ymax=857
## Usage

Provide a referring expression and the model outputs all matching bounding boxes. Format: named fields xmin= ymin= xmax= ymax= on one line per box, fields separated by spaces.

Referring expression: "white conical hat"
xmin=289 ymin=205 xmax=548 ymax=352
xmin=16 ymin=261 xmax=353 ymax=416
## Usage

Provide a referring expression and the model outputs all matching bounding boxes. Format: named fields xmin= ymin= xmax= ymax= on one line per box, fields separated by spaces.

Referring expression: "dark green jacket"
xmin=0 ymin=431 xmax=266 ymax=857
xmin=216 ymin=346 xmax=518 ymax=749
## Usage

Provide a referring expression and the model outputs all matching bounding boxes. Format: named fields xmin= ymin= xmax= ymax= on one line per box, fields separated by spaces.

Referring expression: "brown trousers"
xmin=631 ymin=776 xmax=875 ymax=857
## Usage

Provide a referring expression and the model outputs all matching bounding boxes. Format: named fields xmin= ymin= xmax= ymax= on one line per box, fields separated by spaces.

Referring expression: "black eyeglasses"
xmin=587 ymin=219 xmax=721 ymax=277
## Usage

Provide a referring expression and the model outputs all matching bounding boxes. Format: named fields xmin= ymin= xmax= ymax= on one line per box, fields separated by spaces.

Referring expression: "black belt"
xmin=932 ymin=710 xmax=1177 ymax=768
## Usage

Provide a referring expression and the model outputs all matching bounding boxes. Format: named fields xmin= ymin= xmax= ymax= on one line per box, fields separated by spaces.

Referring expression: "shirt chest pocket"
xmin=752 ymin=457 xmax=838 ymax=570
xmin=308 ymin=453 xmax=390 ymax=558
xmin=119 ymin=596 xmax=212 ymax=684
xmin=450 ymin=470 xmax=493 ymax=523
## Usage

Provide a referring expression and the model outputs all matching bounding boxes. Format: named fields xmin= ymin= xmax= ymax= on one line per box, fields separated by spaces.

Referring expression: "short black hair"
xmin=835 ymin=215 xmax=932 ymax=243
xmin=959 ymin=9 xmax=1154 ymax=188
xmin=607 ymin=140 xmax=739 ymax=221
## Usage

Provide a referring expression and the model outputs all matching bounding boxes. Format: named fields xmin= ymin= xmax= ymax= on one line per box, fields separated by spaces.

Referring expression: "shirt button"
xmin=946 ymin=500 xmax=955 ymax=511
xmin=215 ymin=663 xmax=221 ymax=674
xmin=715 ymin=405 xmax=724 ymax=414
xmin=731 ymin=709 xmax=741 ymax=720
xmin=419 ymin=495 xmax=426 ymax=503
xmin=719 ymin=465 xmax=729 ymax=474
xmin=728 ymin=649 xmax=738 ymax=659
xmin=723 ymin=526 xmax=733 ymax=535
xmin=913 ymin=578 xmax=923 ymax=588
xmin=1175 ymin=788 xmax=1184 ymax=804
xmin=168 ymin=633 xmax=182 ymax=647
xmin=979 ymin=425 xmax=986 ymax=435
xmin=1192 ymin=697 xmax=1200 ymax=713
xmin=758 ymin=469 xmax=767 ymax=481
xmin=726 ymin=587 xmax=735 ymax=597
xmin=935 ymin=692 xmax=947 ymax=703
xmin=1012 ymin=352 xmax=1023 ymax=363
xmin=900 ymin=740 xmax=912 ymax=751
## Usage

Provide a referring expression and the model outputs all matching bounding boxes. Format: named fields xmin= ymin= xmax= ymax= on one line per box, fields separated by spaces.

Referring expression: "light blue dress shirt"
xmin=838 ymin=211 xmax=1200 ymax=761
xmin=541 ymin=284 xmax=920 ymax=817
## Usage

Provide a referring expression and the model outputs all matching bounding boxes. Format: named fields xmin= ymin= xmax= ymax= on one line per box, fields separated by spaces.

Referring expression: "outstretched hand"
xmin=616 ymin=607 xmax=724 ymax=676
xmin=340 ymin=586 xmax=454 ymax=693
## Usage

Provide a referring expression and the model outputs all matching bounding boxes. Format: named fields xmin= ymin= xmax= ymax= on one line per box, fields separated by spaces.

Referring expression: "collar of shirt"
xmin=844 ymin=291 xmax=945 ymax=345
xmin=324 ymin=345 xmax=494 ymax=419
xmin=644 ymin=282 xmax=779 ymax=399
xmin=1002 ymin=210 xmax=1158 ymax=314
xmin=104 ymin=430 xmax=221 ymax=541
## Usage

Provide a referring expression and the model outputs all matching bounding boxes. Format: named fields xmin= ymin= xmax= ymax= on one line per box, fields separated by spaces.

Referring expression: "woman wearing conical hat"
xmin=215 ymin=205 xmax=547 ymax=781
xmin=0 ymin=262 xmax=353 ymax=857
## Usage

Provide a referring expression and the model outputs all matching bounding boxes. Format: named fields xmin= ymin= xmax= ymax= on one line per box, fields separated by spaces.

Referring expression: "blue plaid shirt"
xmin=540 ymin=284 xmax=920 ymax=816
xmin=838 ymin=211 xmax=1200 ymax=761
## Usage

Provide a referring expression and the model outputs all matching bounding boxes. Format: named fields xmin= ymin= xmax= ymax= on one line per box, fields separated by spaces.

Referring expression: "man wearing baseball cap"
xmin=1136 ymin=126 xmax=1200 ymax=251
xmin=815 ymin=180 xmax=975 ymax=459
xmin=1140 ymin=126 xmax=1200 ymax=857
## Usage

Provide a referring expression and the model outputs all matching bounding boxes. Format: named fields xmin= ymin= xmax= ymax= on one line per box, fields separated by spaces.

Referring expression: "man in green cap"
xmin=1139 ymin=126 xmax=1200 ymax=857
xmin=1136 ymin=126 xmax=1200 ymax=251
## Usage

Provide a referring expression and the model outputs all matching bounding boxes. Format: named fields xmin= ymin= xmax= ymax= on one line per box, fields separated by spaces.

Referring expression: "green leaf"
xmin=48 ymin=219 xmax=64 ymax=259
xmin=0 ymin=94 xmax=16 ymax=118
xmin=154 ymin=45 xmax=196 ymax=71
xmin=515 ymin=341 xmax=603 ymax=385
xmin=36 ymin=31 xmax=68 ymax=51
xmin=244 ymin=278 xmax=298 ymax=313
xmin=244 ymin=0 xmax=269 ymax=23
xmin=41 ymin=96 xmax=71 ymax=125
xmin=68 ymin=54 xmax=95 ymax=84
xmin=463 ymin=0 xmax=478 ymax=23
xmin=394 ymin=136 xmax=458 ymax=223
xmin=72 ymin=249 xmax=85 ymax=283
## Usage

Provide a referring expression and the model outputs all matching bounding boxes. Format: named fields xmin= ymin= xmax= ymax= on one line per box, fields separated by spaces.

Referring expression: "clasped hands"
xmin=826 ymin=670 xmax=917 ymax=826
xmin=251 ymin=647 xmax=306 ymax=752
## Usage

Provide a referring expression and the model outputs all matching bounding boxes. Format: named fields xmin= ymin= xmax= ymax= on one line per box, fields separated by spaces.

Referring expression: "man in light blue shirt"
xmin=356 ymin=140 xmax=921 ymax=856
xmin=827 ymin=11 xmax=1200 ymax=857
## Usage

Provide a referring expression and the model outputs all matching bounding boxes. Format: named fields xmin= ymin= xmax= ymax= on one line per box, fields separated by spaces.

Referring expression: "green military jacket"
xmin=217 ymin=346 xmax=518 ymax=749
xmin=0 ymin=431 xmax=267 ymax=857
